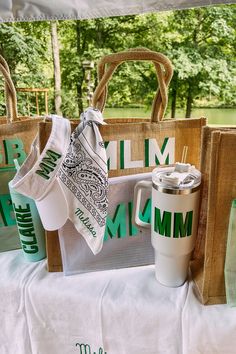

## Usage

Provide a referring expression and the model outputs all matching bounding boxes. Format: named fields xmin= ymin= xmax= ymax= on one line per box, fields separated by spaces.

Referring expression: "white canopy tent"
xmin=0 ymin=0 xmax=235 ymax=22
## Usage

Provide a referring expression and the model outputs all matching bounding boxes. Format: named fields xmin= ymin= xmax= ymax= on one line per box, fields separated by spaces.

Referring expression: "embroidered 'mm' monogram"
xmin=35 ymin=149 xmax=62 ymax=180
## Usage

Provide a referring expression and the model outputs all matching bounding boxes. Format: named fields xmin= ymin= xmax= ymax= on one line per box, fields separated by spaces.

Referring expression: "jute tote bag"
xmin=0 ymin=55 xmax=42 ymax=252
xmin=191 ymin=127 xmax=236 ymax=305
xmin=39 ymin=48 xmax=206 ymax=271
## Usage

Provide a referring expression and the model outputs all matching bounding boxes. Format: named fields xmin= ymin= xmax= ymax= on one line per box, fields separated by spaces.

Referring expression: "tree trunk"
xmin=50 ymin=21 xmax=62 ymax=115
xmin=76 ymin=21 xmax=84 ymax=114
xmin=76 ymin=80 xmax=84 ymax=115
xmin=171 ymin=74 xmax=178 ymax=118
xmin=185 ymin=81 xmax=193 ymax=118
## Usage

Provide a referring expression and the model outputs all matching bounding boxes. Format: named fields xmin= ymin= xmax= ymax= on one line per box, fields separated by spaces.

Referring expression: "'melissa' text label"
xmin=75 ymin=208 xmax=97 ymax=237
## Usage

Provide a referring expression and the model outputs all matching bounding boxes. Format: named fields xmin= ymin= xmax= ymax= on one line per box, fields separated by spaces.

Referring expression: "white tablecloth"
xmin=1 ymin=250 xmax=236 ymax=354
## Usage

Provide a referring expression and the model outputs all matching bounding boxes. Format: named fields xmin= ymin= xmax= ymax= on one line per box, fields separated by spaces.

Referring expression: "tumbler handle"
xmin=133 ymin=180 xmax=152 ymax=228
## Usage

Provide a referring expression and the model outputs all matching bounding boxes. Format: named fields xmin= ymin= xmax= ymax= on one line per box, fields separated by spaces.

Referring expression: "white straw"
xmin=13 ymin=158 xmax=20 ymax=172
xmin=181 ymin=146 xmax=188 ymax=163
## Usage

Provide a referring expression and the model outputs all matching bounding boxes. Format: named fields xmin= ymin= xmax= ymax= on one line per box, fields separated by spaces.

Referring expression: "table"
xmin=1 ymin=250 xmax=236 ymax=354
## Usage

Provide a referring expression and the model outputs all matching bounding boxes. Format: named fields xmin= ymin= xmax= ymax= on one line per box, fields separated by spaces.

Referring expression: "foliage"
xmin=0 ymin=22 xmax=52 ymax=116
xmin=0 ymin=5 xmax=235 ymax=118
xmin=164 ymin=5 xmax=236 ymax=116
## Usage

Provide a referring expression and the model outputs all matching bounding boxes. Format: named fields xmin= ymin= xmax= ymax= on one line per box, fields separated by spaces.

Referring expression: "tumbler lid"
xmin=152 ymin=163 xmax=201 ymax=192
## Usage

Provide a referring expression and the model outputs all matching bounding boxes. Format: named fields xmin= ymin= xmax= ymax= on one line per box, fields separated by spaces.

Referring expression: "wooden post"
xmin=35 ymin=92 xmax=39 ymax=115
xmin=27 ymin=93 xmax=30 ymax=116
xmin=16 ymin=88 xmax=49 ymax=116
xmin=45 ymin=91 xmax=48 ymax=115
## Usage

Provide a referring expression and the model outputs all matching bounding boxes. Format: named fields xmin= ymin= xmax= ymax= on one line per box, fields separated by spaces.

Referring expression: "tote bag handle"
xmin=92 ymin=48 xmax=173 ymax=122
xmin=0 ymin=54 xmax=18 ymax=123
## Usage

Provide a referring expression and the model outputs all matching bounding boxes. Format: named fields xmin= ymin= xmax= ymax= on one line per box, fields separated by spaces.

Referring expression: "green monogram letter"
xmin=154 ymin=207 xmax=171 ymax=237
xmin=174 ymin=211 xmax=193 ymax=238
xmin=104 ymin=203 xmax=126 ymax=240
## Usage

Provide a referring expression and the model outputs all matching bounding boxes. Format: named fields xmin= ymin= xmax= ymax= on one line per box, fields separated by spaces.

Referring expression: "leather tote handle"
xmin=0 ymin=54 xmax=18 ymax=122
xmin=92 ymin=48 xmax=173 ymax=122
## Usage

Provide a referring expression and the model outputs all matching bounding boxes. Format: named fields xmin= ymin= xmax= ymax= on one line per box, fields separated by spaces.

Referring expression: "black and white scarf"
xmin=58 ymin=108 xmax=108 ymax=255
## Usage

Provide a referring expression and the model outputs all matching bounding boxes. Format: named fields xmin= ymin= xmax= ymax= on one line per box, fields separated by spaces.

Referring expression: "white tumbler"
xmin=133 ymin=163 xmax=201 ymax=287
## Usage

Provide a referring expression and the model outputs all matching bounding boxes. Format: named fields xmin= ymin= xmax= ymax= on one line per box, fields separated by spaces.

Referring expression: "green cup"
xmin=9 ymin=181 xmax=46 ymax=262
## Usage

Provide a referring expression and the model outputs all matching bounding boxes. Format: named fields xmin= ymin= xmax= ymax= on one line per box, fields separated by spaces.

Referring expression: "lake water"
xmin=104 ymin=107 xmax=236 ymax=125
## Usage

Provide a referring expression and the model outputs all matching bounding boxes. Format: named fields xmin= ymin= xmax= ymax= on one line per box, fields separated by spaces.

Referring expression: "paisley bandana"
xmin=58 ymin=108 xmax=108 ymax=255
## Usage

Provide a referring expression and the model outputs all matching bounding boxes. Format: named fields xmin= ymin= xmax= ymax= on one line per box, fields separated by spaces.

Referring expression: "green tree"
xmin=164 ymin=5 xmax=236 ymax=117
xmin=0 ymin=22 xmax=52 ymax=116
xmin=59 ymin=16 xmax=142 ymax=116
xmin=59 ymin=14 xmax=169 ymax=117
xmin=1 ymin=7 xmax=235 ymax=119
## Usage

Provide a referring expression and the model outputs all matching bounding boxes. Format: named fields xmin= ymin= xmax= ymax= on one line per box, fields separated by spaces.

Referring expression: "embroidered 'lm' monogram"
xmin=35 ymin=149 xmax=62 ymax=180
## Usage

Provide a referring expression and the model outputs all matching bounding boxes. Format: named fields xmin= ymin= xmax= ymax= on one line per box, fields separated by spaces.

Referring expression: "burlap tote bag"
xmin=191 ymin=127 xmax=236 ymax=305
xmin=0 ymin=55 xmax=42 ymax=252
xmin=39 ymin=48 xmax=206 ymax=271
